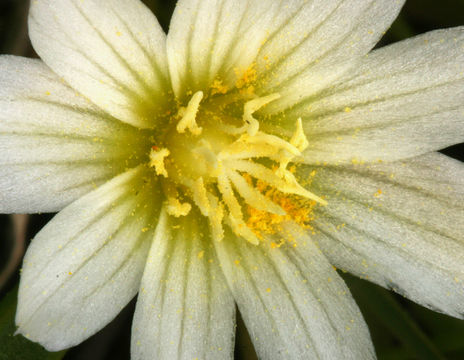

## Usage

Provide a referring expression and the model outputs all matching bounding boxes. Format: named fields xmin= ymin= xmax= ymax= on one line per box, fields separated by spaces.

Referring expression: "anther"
xmin=149 ymin=147 xmax=170 ymax=177
xmin=177 ymin=91 xmax=204 ymax=135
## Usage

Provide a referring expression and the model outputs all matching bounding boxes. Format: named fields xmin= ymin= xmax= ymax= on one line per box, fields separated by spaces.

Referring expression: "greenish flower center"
xmin=148 ymin=89 xmax=326 ymax=244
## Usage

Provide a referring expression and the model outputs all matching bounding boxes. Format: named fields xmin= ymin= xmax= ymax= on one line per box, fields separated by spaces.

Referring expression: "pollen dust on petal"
xmin=235 ymin=62 xmax=257 ymax=95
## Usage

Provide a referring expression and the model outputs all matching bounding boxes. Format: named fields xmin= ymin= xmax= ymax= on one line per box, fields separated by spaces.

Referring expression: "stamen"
xmin=228 ymin=159 xmax=286 ymax=185
xmin=177 ymin=91 xmax=204 ymax=135
xmin=242 ymin=93 xmax=280 ymax=136
xmin=228 ymin=159 xmax=327 ymax=206
xmin=290 ymin=118 xmax=309 ymax=152
xmin=216 ymin=172 xmax=260 ymax=245
xmin=240 ymin=132 xmax=301 ymax=156
xmin=193 ymin=140 xmax=219 ymax=174
xmin=217 ymin=173 xmax=243 ymax=221
xmin=186 ymin=177 xmax=225 ymax=242
xmin=277 ymin=171 xmax=328 ymax=206
xmin=206 ymin=193 xmax=225 ymax=242
xmin=192 ymin=177 xmax=211 ymax=216
xmin=227 ymin=169 xmax=285 ymax=215
xmin=226 ymin=215 xmax=260 ymax=245
xmin=149 ymin=147 xmax=170 ymax=177
xmin=218 ymin=141 xmax=282 ymax=162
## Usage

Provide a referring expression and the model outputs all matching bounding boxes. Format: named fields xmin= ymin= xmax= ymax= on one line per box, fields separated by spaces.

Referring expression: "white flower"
xmin=0 ymin=0 xmax=463 ymax=358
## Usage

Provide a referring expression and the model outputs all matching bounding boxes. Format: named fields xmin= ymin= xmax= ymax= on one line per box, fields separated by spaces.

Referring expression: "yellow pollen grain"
xmin=197 ymin=250 xmax=205 ymax=259
xmin=234 ymin=259 xmax=241 ymax=266
xmin=344 ymin=107 xmax=352 ymax=113
xmin=374 ymin=189 xmax=382 ymax=197
xmin=266 ymin=288 xmax=271 ymax=293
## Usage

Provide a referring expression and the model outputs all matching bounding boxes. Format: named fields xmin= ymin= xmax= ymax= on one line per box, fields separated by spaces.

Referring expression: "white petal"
xmin=214 ymin=227 xmax=374 ymax=360
xmin=167 ymin=0 xmax=404 ymax=101
xmin=167 ymin=0 xmax=278 ymax=97
xmin=257 ymin=0 xmax=405 ymax=110
xmin=291 ymin=28 xmax=464 ymax=164
xmin=131 ymin=209 xmax=235 ymax=360
xmin=29 ymin=0 xmax=171 ymax=128
xmin=307 ymin=153 xmax=464 ymax=318
xmin=0 ymin=56 xmax=149 ymax=213
xmin=16 ymin=167 xmax=162 ymax=351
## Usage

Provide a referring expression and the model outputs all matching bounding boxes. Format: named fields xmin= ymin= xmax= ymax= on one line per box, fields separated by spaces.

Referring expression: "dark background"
xmin=0 ymin=0 xmax=463 ymax=359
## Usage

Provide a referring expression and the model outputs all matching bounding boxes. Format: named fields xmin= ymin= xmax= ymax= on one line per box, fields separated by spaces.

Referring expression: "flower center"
xmin=149 ymin=91 xmax=326 ymax=244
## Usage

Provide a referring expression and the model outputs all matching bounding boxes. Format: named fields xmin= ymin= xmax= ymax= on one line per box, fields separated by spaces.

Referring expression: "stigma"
xmin=149 ymin=91 xmax=326 ymax=245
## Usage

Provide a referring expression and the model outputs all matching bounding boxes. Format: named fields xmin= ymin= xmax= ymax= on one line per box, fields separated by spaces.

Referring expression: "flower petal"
xmin=307 ymin=153 xmax=464 ymax=318
xmin=257 ymin=0 xmax=404 ymax=109
xmin=0 ymin=56 xmax=149 ymax=213
xmin=291 ymin=28 xmax=464 ymax=164
xmin=167 ymin=0 xmax=404 ymax=100
xmin=29 ymin=0 xmax=171 ymax=128
xmin=16 ymin=167 xmax=162 ymax=351
xmin=131 ymin=209 xmax=235 ymax=360
xmin=214 ymin=227 xmax=374 ymax=359
xmin=167 ymin=0 xmax=278 ymax=97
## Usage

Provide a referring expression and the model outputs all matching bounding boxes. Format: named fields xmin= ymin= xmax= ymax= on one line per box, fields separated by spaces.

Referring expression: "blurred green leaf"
xmin=0 ymin=286 xmax=66 ymax=360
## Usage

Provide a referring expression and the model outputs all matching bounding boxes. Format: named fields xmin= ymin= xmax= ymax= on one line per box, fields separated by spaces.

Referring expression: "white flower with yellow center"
xmin=1 ymin=0 xmax=463 ymax=358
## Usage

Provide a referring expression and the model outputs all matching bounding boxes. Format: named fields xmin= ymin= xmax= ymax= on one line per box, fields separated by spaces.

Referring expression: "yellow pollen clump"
xmin=210 ymin=79 xmax=229 ymax=95
xmin=245 ymin=175 xmax=317 ymax=241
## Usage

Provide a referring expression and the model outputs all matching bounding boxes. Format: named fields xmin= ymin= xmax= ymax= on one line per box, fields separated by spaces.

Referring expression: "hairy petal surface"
xmin=215 ymin=227 xmax=374 ymax=360
xmin=257 ymin=0 xmax=405 ymax=111
xmin=132 ymin=209 xmax=235 ymax=360
xmin=306 ymin=153 xmax=464 ymax=318
xmin=290 ymin=28 xmax=464 ymax=164
xmin=16 ymin=167 xmax=162 ymax=351
xmin=0 ymin=56 xmax=149 ymax=213
xmin=29 ymin=0 xmax=171 ymax=128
